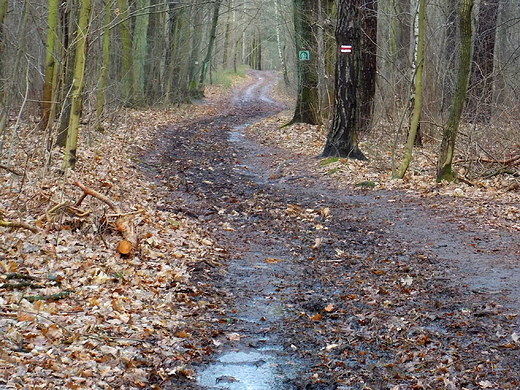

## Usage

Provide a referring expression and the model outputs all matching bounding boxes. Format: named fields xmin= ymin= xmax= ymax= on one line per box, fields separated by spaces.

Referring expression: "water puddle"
xmin=197 ymin=349 xmax=299 ymax=389
xmin=229 ymin=124 xmax=250 ymax=143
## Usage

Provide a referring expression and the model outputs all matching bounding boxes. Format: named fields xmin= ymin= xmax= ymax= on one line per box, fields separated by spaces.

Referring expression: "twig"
xmin=0 ymin=164 xmax=23 ymax=176
xmin=0 ymin=219 xmax=39 ymax=233
xmin=74 ymin=180 xmax=121 ymax=213
xmin=1 ymin=282 xmax=43 ymax=290
xmin=5 ymin=273 xmax=38 ymax=281
xmin=24 ymin=290 xmax=73 ymax=302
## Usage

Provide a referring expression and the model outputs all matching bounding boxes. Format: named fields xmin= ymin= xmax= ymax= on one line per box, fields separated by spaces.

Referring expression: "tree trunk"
xmin=55 ymin=1 xmax=74 ymax=148
xmin=40 ymin=0 xmax=59 ymax=132
xmin=62 ymin=0 xmax=92 ymax=170
xmin=117 ymin=0 xmax=132 ymax=104
xmin=321 ymin=0 xmax=375 ymax=160
xmin=275 ymin=0 xmax=290 ymax=86
xmin=437 ymin=0 xmax=473 ymax=182
xmin=0 ymin=0 xmax=8 ymax=147
xmin=199 ymin=0 xmax=223 ymax=88
xmin=288 ymin=0 xmax=321 ymax=126
xmin=96 ymin=0 xmax=111 ymax=129
xmin=394 ymin=0 xmax=425 ymax=178
xmin=465 ymin=0 xmax=499 ymax=123
xmin=132 ymin=0 xmax=151 ymax=105
xmin=359 ymin=0 xmax=377 ymax=134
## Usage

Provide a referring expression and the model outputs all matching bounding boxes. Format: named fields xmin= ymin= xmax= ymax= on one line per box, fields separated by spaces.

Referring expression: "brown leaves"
xmin=0 ymin=107 xmax=228 ymax=388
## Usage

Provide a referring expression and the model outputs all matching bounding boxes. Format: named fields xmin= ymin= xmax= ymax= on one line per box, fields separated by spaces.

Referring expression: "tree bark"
xmin=96 ymin=0 xmax=111 ymax=129
xmin=117 ymin=0 xmax=133 ymax=104
xmin=394 ymin=0 xmax=425 ymax=178
xmin=466 ymin=0 xmax=499 ymax=123
xmin=359 ymin=0 xmax=377 ymax=134
xmin=321 ymin=0 xmax=375 ymax=160
xmin=437 ymin=0 xmax=473 ymax=182
xmin=199 ymin=0 xmax=223 ymax=89
xmin=62 ymin=0 xmax=92 ymax=170
xmin=41 ymin=0 xmax=59 ymax=132
xmin=132 ymin=0 xmax=151 ymax=105
xmin=287 ymin=0 xmax=321 ymax=126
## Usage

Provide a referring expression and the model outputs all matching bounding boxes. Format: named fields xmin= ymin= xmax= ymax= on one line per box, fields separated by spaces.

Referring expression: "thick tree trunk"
xmin=321 ymin=0 xmax=375 ymax=160
xmin=359 ymin=0 xmax=377 ymax=134
xmin=437 ymin=0 xmax=473 ymax=182
xmin=466 ymin=0 xmax=499 ymax=122
xmin=62 ymin=0 xmax=92 ymax=170
xmin=288 ymin=0 xmax=321 ymax=126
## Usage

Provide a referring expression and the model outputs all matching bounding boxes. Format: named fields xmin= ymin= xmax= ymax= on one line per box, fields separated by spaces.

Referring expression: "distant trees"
xmin=1 ymin=0 xmax=520 ymax=181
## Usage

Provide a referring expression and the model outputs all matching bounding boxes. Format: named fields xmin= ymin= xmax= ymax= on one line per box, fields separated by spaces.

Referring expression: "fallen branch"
xmin=24 ymin=290 xmax=73 ymax=302
xmin=0 ymin=164 xmax=23 ymax=176
xmin=455 ymin=154 xmax=520 ymax=166
xmin=1 ymin=282 xmax=43 ymax=290
xmin=483 ymin=167 xmax=518 ymax=179
xmin=0 ymin=219 xmax=39 ymax=233
xmin=74 ymin=180 xmax=138 ymax=255
xmin=74 ymin=181 xmax=121 ymax=213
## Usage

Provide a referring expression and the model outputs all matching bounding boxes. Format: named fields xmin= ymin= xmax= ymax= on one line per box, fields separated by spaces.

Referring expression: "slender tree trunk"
xmin=275 ymin=0 xmax=289 ymax=86
xmin=0 ymin=0 xmax=8 ymax=147
xmin=132 ymin=0 xmax=150 ymax=105
xmin=55 ymin=1 xmax=73 ymax=148
xmin=188 ymin=0 xmax=203 ymax=98
xmin=321 ymin=0 xmax=371 ymax=160
xmin=165 ymin=0 xmax=178 ymax=102
xmin=96 ymin=0 xmax=111 ymax=129
xmin=222 ymin=2 xmax=231 ymax=67
xmin=199 ymin=0 xmax=223 ymax=88
xmin=394 ymin=0 xmax=425 ymax=178
xmin=437 ymin=0 xmax=473 ymax=182
xmin=40 ymin=0 xmax=59 ymax=131
xmin=62 ymin=0 xmax=92 ymax=170
xmin=288 ymin=0 xmax=321 ymax=126
xmin=117 ymin=0 xmax=133 ymax=104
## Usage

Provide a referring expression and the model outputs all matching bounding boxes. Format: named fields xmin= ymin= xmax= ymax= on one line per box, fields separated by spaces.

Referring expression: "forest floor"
xmin=1 ymin=70 xmax=520 ymax=389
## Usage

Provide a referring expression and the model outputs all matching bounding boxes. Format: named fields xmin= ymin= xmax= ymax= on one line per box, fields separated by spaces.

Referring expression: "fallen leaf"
xmin=175 ymin=330 xmax=191 ymax=339
xmin=227 ymin=332 xmax=241 ymax=341
xmin=310 ymin=313 xmax=322 ymax=321
xmin=265 ymin=257 xmax=281 ymax=264
xmin=323 ymin=304 xmax=334 ymax=312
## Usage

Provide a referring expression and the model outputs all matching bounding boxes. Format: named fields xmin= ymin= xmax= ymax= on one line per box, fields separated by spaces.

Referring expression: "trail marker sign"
xmin=340 ymin=44 xmax=352 ymax=53
xmin=299 ymin=50 xmax=310 ymax=61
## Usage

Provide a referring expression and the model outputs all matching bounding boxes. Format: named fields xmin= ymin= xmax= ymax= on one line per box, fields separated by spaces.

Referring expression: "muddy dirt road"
xmin=144 ymin=71 xmax=520 ymax=389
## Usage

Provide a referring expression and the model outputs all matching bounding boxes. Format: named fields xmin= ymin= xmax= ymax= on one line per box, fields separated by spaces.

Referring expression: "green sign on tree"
xmin=299 ymin=50 xmax=310 ymax=61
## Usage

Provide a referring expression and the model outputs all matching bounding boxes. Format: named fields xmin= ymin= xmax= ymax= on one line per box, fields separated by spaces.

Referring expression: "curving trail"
xmin=144 ymin=70 xmax=520 ymax=389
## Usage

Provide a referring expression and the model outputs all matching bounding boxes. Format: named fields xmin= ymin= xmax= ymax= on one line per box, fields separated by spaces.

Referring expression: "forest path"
xmin=145 ymin=71 xmax=520 ymax=389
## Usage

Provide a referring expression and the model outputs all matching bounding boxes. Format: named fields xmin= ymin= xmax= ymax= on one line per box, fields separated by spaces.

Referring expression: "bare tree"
xmin=437 ymin=0 xmax=474 ymax=182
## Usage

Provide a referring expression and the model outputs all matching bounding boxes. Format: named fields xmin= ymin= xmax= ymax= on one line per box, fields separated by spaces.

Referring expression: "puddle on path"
xmin=197 ymin=349 xmax=299 ymax=390
xmin=229 ymin=124 xmax=250 ymax=143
